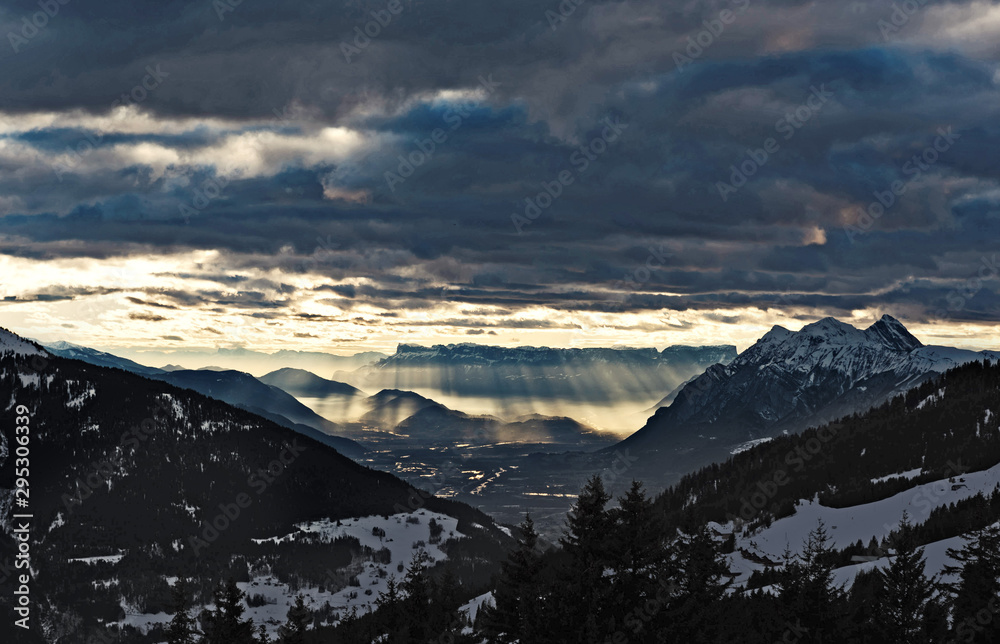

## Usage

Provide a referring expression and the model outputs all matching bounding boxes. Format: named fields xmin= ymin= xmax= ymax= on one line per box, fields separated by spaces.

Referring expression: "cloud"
xmin=0 ymin=0 xmax=998 ymax=353
xmin=129 ymin=312 xmax=168 ymax=321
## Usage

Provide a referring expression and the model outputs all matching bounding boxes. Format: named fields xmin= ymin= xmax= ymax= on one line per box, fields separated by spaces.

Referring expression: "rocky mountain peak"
xmin=864 ymin=314 xmax=923 ymax=352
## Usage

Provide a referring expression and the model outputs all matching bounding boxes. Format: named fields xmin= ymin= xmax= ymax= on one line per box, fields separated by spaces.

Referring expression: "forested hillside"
xmin=0 ymin=332 xmax=510 ymax=643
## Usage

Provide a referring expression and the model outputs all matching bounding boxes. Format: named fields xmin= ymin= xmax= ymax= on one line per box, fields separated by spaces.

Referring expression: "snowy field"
xmin=109 ymin=510 xmax=465 ymax=639
xmin=720 ymin=461 xmax=1000 ymax=588
xmin=735 ymin=463 xmax=1000 ymax=561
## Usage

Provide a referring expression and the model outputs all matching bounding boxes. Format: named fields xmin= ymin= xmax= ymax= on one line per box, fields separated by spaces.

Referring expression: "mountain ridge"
xmin=0 ymin=327 xmax=511 ymax=642
xmin=620 ymin=314 xmax=999 ymax=455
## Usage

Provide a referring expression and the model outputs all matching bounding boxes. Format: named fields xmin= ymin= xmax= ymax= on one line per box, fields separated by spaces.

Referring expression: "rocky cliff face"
xmin=621 ymin=315 xmax=999 ymax=452
xmin=346 ymin=343 xmax=738 ymax=402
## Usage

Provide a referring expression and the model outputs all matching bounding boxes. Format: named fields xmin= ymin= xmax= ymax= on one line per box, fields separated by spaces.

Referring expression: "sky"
xmin=0 ymin=0 xmax=999 ymax=356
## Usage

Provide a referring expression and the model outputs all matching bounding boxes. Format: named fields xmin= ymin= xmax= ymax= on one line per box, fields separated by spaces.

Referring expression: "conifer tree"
xmin=482 ymin=514 xmax=543 ymax=643
xmin=661 ymin=524 xmax=731 ymax=643
xmin=777 ymin=521 xmax=846 ymax=642
xmin=375 ymin=576 xmax=404 ymax=639
xmin=335 ymin=606 xmax=363 ymax=644
xmin=945 ymin=524 xmax=1000 ymax=643
xmin=844 ymin=567 xmax=883 ymax=641
xmin=875 ymin=513 xmax=939 ymax=643
xmin=611 ymin=481 xmax=664 ymax=587
xmin=554 ymin=475 xmax=612 ymax=643
xmin=203 ymin=578 xmax=255 ymax=644
xmin=277 ymin=595 xmax=310 ymax=644
xmin=608 ymin=481 xmax=668 ymax=641
xmin=166 ymin=577 xmax=199 ymax=644
xmin=402 ymin=551 xmax=432 ymax=642
xmin=430 ymin=568 xmax=463 ymax=637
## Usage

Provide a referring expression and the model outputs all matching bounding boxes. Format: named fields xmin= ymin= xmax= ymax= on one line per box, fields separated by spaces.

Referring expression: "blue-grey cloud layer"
xmin=1 ymin=0 xmax=999 ymax=325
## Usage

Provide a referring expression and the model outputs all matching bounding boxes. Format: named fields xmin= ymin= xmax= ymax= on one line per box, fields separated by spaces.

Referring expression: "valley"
xmin=7 ymin=316 xmax=1000 ymax=642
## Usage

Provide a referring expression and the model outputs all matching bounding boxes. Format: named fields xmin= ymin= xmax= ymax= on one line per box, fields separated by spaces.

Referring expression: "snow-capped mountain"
xmin=654 ymin=360 xmax=1000 ymax=591
xmin=0 ymin=327 xmax=46 ymax=358
xmin=622 ymin=315 xmax=999 ymax=453
xmin=43 ymin=339 xmax=165 ymax=375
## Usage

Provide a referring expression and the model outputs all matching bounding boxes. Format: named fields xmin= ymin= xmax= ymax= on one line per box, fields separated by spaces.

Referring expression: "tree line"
xmin=164 ymin=475 xmax=1000 ymax=643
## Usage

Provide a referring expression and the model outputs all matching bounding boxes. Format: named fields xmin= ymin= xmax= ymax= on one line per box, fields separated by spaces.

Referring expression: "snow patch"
xmin=870 ymin=468 xmax=922 ymax=484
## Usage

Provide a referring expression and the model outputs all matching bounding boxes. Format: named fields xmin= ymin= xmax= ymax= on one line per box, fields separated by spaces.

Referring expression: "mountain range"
xmin=621 ymin=315 xmax=999 ymax=455
xmin=42 ymin=342 xmax=371 ymax=455
xmin=57 ymin=344 xmax=388 ymax=378
xmin=0 ymin=328 xmax=510 ymax=642
xmin=9 ymin=316 xmax=1000 ymax=641
xmin=339 ymin=343 xmax=738 ymax=403
xmin=360 ymin=389 xmax=609 ymax=446
xmin=43 ymin=341 xmax=608 ymax=452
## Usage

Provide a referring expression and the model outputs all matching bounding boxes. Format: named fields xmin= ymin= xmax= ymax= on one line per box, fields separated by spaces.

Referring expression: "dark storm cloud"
xmin=1 ymin=0 xmax=999 ymax=324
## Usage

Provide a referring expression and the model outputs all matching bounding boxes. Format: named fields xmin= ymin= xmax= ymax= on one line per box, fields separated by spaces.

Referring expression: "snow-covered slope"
xmin=729 ymin=463 xmax=1000 ymax=569
xmin=721 ymin=461 xmax=1000 ymax=590
xmin=0 ymin=327 xmax=46 ymax=358
xmin=42 ymin=340 xmax=163 ymax=375
xmin=0 ymin=326 xmax=512 ymax=639
xmin=119 ymin=511 xmax=468 ymax=637
xmin=656 ymin=359 xmax=1000 ymax=597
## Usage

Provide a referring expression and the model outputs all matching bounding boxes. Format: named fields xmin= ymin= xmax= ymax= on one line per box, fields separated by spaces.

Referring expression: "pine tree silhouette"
xmin=945 ymin=524 xmax=1000 ymax=643
xmin=875 ymin=513 xmax=940 ymax=643
xmin=482 ymin=514 xmax=543 ymax=643
xmin=166 ymin=578 xmax=199 ymax=644
xmin=203 ymin=578 xmax=255 ymax=644
xmin=277 ymin=595 xmax=310 ymax=644
xmin=777 ymin=521 xmax=846 ymax=642
xmin=554 ymin=475 xmax=612 ymax=643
